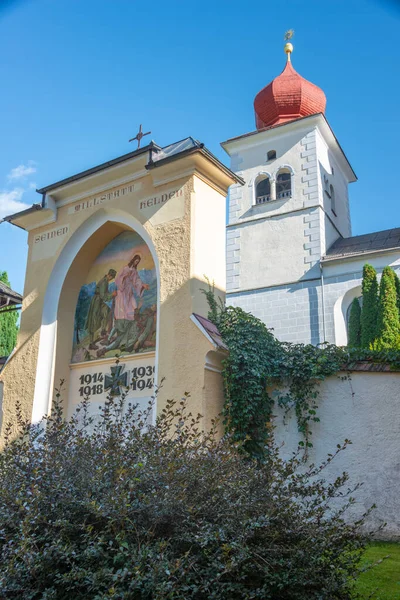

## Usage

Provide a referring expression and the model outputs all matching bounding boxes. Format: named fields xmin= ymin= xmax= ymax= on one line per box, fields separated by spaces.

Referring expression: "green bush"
xmin=0 ymin=390 xmax=370 ymax=599
xmin=361 ymin=264 xmax=378 ymax=348
xmin=348 ymin=298 xmax=362 ymax=348
xmin=374 ymin=266 xmax=400 ymax=350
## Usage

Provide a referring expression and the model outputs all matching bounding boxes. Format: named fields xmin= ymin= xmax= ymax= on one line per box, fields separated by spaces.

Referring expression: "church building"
xmin=223 ymin=41 xmax=400 ymax=346
xmin=2 ymin=39 xmax=400 ymax=436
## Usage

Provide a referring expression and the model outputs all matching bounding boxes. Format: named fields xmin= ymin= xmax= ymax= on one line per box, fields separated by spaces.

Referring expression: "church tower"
xmin=222 ymin=41 xmax=357 ymax=344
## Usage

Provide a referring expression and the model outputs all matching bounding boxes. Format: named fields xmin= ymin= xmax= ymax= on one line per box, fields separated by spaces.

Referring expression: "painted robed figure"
xmin=71 ymin=231 xmax=157 ymax=363
xmin=86 ymin=269 xmax=116 ymax=349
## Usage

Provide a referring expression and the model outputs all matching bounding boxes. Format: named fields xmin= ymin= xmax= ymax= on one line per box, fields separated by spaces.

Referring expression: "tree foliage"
xmin=348 ymin=298 xmax=361 ymax=348
xmin=374 ymin=266 xmax=400 ymax=350
xmin=393 ymin=270 xmax=400 ymax=316
xmin=360 ymin=264 xmax=378 ymax=349
xmin=0 ymin=390 xmax=371 ymax=599
xmin=0 ymin=271 xmax=18 ymax=356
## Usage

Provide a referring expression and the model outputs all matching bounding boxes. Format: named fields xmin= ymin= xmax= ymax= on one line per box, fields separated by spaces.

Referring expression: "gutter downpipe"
xmin=320 ymin=261 xmax=326 ymax=344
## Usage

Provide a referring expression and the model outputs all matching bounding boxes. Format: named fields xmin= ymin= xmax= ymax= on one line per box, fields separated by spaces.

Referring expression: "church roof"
xmin=0 ymin=280 xmax=22 ymax=305
xmin=323 ymin=227 xmax=400 ymax=261
xmin=254 ymin=43 xmax=326 ymax=130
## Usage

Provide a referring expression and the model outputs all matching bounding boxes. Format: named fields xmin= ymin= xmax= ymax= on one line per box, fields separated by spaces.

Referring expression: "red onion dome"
xmin=254 ymin=44 xmax=326 ymax=130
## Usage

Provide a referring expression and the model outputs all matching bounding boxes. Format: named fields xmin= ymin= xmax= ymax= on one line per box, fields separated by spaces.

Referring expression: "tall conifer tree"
xmin=0 ymin=272 xmax=19 ymax=356
xmin=374 ymin=266 xmax=400 ymax=350
xmin=360 ymin=263 xmax=378 ymax=348
xmin=348 ymin=298 xmax=361 ymax=347
xmin=394 ymin=270 xmax=400 ymax=316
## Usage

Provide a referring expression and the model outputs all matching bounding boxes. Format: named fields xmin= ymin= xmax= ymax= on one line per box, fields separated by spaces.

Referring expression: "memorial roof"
xmin=192 ymin=313 xmax=228 ymax=351
xmin=0 ymin=280 xmax=22 ymax=305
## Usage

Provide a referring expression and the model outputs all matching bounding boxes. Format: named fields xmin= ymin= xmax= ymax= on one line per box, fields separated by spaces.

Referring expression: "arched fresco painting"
xmin=71 ymin=230 xmax=157 ymax=364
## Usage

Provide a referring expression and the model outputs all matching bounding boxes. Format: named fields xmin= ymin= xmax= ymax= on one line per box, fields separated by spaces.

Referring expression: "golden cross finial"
xmin=284 ymin=30 xmax=294 ymax=62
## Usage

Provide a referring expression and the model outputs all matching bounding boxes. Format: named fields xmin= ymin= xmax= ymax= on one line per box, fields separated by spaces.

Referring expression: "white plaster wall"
xmin=323 ymin=251 xmax=400 ymax=279
xmin=236 ymin=211 xmax=315 ymax=290
xmin=191 ymin=176 xmax=226 ymax=313
xmin=323 ymin=213 xmax=340 ymax=254
xmin=273 ymin=371 xmax=400 ymax=539
xmin=316 ymin=129 xmax=351 ymax=238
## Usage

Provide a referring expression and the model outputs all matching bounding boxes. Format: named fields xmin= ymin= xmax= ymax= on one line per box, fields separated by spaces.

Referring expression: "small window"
xmin=267 ymin=150 xmax=276 ymax=161
xmin=255 ymin=177 xmax=271 ymax=204
xmin=276 ymin=169 xmax=292 ymax=199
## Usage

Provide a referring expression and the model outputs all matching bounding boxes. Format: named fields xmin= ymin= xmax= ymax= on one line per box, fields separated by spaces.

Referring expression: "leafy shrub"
xmin=0 ymin=389 xmax=371 ymax=599
xmin=374 ymin=266 xmax=400 ymax=350
xmin=348 ymin=298 xmax=361 ymax=348
xmin=360 ymin=264 xmax=378 ymax=348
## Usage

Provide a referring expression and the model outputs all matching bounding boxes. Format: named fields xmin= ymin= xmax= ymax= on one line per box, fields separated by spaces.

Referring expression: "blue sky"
xmin=0 ymin=0 xmax=399 ymax=294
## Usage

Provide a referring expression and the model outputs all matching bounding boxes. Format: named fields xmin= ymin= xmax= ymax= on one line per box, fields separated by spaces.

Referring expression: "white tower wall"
xmin=223 ymin=115 xmax=356 ymax=344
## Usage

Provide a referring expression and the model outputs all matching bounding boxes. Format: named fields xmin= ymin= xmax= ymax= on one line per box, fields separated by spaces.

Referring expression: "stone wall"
xmin=227 ymin=264 xmax=400 ymax=346
xmin=272 ymin=369 xmax=400 ymax=539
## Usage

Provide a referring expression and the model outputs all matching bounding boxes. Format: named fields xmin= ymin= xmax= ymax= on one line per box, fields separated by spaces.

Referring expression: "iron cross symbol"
xmin=104 ymin=364 xmax=128 ymax=397
xmin=129 ymin=124 xmax=151 ymax=149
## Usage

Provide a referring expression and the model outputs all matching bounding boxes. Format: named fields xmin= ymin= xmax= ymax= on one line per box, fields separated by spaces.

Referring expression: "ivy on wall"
xmin=203 ymin=282 xmax=400 ymax=459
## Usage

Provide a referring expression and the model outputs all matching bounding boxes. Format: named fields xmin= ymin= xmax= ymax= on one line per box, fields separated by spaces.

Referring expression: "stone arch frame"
xmin=273 ymin=163 xmax=295 ymax=200
xmin=31 ymin=207 xmax=160 ymax=424
xmin=333 ymin=285 xmax=362 ymax=346
xmin=273 ymin=163 xmax=295 ymax=179
xmin=248 ymin=171 xmax=273 ymax=206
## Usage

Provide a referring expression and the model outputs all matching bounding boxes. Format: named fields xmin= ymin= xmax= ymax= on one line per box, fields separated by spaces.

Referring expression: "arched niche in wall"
xmin=333 ymin=285 xmax=362 ymax=346
xmin=66 ymin=228 xmax=157 ymax=420
xmin=33 ymin=210 xmax=159 ymax=425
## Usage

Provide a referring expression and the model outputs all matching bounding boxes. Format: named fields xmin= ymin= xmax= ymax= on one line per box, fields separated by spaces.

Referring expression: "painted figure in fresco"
xmin=96 ymin=255 xmax=149 ymax=357
xmin=133 ymin=304 xmax=157 ymax=351
xmin=85 ymin=269 xmax=117 ymax=349
xmin=124 ymin=304 xmax=157 ymax=353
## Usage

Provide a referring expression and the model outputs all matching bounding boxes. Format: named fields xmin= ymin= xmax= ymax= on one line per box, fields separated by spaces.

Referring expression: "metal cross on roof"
xmin=129 ymin=124 xmax=151 ymax=149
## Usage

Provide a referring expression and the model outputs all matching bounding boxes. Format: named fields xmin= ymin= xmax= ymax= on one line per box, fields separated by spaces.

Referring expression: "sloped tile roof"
xmin=323 ymin=227 xmax=400 ymax=261
xmin=0 ymin=280 xmax=22 ymax=305
xmin=192 ymin=313 xmax=228 ymax=351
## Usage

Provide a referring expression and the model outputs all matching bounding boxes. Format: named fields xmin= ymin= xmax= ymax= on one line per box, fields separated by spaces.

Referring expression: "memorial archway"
xmin=31 ymin=209 xmax=160 ymax=423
